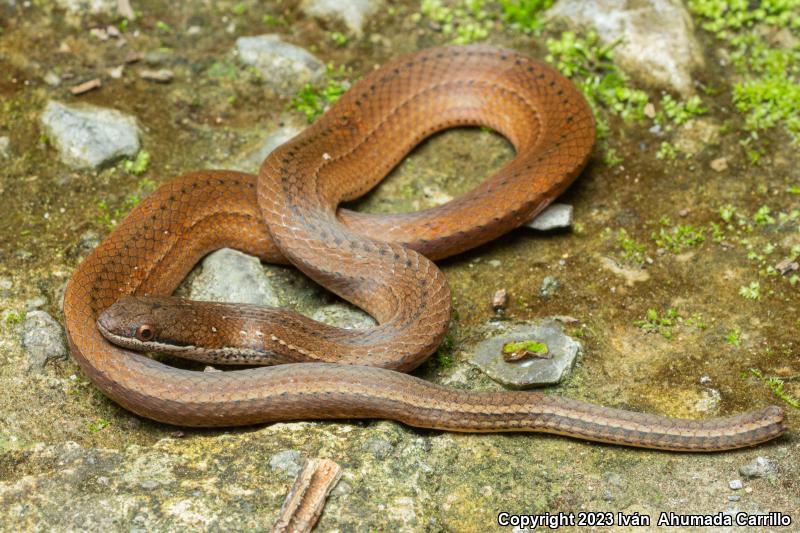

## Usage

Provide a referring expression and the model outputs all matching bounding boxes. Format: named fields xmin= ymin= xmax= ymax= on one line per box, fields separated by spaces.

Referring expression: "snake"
xmin=63 ymin=44 xmax=787 ymax=451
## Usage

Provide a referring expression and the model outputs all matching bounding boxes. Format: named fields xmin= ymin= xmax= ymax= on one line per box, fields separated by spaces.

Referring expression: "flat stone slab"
xmin=235 ymin=34 xmax=325 ymax=96
xmin=40 ymin=101 xmax=140 ymax=169
xmin=188 ymin=248 xmax=280 ymax=307
xmin=471 ymin=319 xmax=582 ymax=388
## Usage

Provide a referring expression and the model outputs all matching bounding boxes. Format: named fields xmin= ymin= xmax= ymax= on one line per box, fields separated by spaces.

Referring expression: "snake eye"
xmin=135 ymin=324 xmax=156 ymax=341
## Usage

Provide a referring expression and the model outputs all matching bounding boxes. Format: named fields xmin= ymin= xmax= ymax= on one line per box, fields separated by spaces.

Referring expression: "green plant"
xmin=725 ymin=329 xmax=741 ymax=346
xmin=738 ymin=281 xmax=761 ymax=300
xmin=499 ymin=0 xmax=553 ymax=32
xmin=616 ymin=229 xmax=646 ymax=264
xmin=291 ymin=78 xmax=348 ymax=123
xmin=329 ymin=31 xmax=348 ymax=46
xmin=652 ymin=219 xmax=705 ymax=252
xmin=123 ymin=150 xmax=150 ymax=176
xmin=748 ymin=368 xmax=800 ymax=409
xmin=634 ymin=308 xmax=679 ymax=339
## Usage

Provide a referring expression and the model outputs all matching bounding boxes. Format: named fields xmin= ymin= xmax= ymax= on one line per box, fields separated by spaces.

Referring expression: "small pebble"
xmin=729 ymin=479 xmax=743 ymax=490
xmin=710 ymin=157 xmax=728 ymax=172
xmin=728 ymin=495 xmax=740 ymax=502
xmin=488 ymin=259 xmax=501 ymax=268
xmin=492 ymin=289 xmax=508 ymax=311
xmin=539 ymin=276 xmax=560 ymax=298
xmin=775 ymin=259 xmax=798 ymax=276
xmin=0 ymin=136 xmax=9 ymax=158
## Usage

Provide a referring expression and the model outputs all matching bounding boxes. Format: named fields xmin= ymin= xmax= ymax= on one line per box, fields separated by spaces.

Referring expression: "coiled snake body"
xmin=64 ymin=45 xmax=786 ymax=450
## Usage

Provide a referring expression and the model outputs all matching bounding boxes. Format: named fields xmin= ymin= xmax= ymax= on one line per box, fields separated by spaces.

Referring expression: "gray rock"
xmin=235 ymin=35 xmax=325 ymax=96
xmin=188 ymin=248 xmax=280 ymax=306
xmin=471 ymin=319 xmax=582 ymax=388
xmin=0 ymin=135 xmax=9 ymax=158
xmin=25 ymin=296 xmax=47 ymax=311
xmin=525 ymin=203 xmax=573 ymax=231
xmin=739 ymin=457 xmax=778 ymax=479
xmin=539 ymin=276 xmax=560 ymax=298
xmin=41 ymin=101 xmax=141 ymax=169
xmin=312 ymin=303 xmax=376 ymax=330
xmin=729 ymin=479 xmax=743 ymax=490
xmin=269 ymin=450 xmax=303 ymax=477
xmin=230 ymin=118 xmax=305 ymax=173
xmin=21 ymin=310 xmax=67 ymax=370
xmin=300 ymin=0 xmax=384 ymax=36
xmin=54 ymin=0 xmax=116 ymax=15
xmin=547 ymin=0 xmax=704 ymax=95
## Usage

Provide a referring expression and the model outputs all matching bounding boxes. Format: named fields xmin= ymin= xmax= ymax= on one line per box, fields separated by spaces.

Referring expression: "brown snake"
xmin=64 ymin=45 xmax=787 ymax=451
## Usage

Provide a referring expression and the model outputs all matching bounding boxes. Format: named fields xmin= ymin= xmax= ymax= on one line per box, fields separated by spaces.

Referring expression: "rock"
xmin=710 ymin=157 xmax=728 ymax=172
xmin=729 ymin=479 xmax=743 ymax=490
xmin=21 ymin=310 xmax=67 ymax=370
xmin=235 ymin=35 xmax=325 ymax=96
xmin=299 ymin=0 xmax=384 ymax=36
xmin=43 ymin=71 xmax=62 ymax=86
xmin=269 ymin=450 xmax=303 ymax=477
xmin=693 ymin=388 xmax=721 ymax=413
xmin=311 ymin=303 xmax=376 ymax=329
xmin=673 ymin=119 xmax=721 ymax=156
xmin=739 ymin=457 xmax=777 ymax=479
xmin=525 ymin=203 xmax=573 ymax=231
xmin=54 ymin=0 xmax=117 ymax=15
xmin=188 ymin=248 xmax=280 ymax=306
xmin=471 ymin=319 xmax=582 ymax=388
xmin=25 ymin=296 xmax=47 ymax=311
xmin=40 ymin=101 xmax=141 ymax=169
xmin=539 ymin=276 xmax=560 ymax=298
xmin=0 ymin=136 xmax=9 ymax=158
xmin=491 ymin=289 xmax=508 ymax=311
xmin=547 ymin=0 xmax=705 ymax=95
xmin=230 ymin=117 xmax=305 ymax=173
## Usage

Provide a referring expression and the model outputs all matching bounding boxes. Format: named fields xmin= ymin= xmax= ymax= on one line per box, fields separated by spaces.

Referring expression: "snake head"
xmin=96 ymin=296 xmax=179 ymax=351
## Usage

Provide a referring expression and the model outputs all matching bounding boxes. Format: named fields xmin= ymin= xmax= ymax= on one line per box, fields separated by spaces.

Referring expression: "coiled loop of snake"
xmin=65 ymin=45 xmax=786 ymax=450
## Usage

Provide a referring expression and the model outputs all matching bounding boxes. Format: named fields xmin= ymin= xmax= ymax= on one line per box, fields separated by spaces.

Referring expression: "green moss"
xmin=655 ymin=141 xmax=677 ymax=160
xmin=546 ymin=31 xmax=649 ymax=137
xmin=657 ymin=94 xmax=708 ymax=128
xmin=615 ymin=228 xmax=646 ymax=265
xmin=652 ymin=218 xmax=705 ymax=252
xmin=123 ymin=150 xmax=150 ymax=176
xmin=291 ymin=66 xmax=350 ymax=123
xmin=502 ymin=340 xmax=549 ymax=355
xmin=434 ymin=333 xmax=456 ymax=368
xmin=725 ymin=329 xmax=741 ymax=346
xmin=207 ymin=60 xmax=238 ymax=79
xmin=4 ymin=311 xmax=25 ymax=326
xmin=499 ymin=0 xmax=553 ymax=33
xmin=329 ymin=31 xmax=348 ymax=47
xmin=689 ymin=0 xmax=800 ymax=151
xmin=419 ymin=0 xmax=494 ymax=44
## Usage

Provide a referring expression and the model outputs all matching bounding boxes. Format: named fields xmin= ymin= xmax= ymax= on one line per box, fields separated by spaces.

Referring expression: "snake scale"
xmin=64 ymin=45 xmax=787 ymax=450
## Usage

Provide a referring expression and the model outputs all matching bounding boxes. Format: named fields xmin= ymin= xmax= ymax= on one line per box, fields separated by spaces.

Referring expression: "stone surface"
xmin=54 ymin=0 xmax=116 ymax=15
xmin=547 ymin=0 xmax=705 ymax=95
xmin=40 ymin=101 xmax=141 ymax=169
xmin=311 ymin=303 xmax=376 ymax=329
xmin=188 ymin=248 xmax=280 ymax=306
xmin=229 ymin=117 xmax=305 ymax=173
xmin=525 ymin=203 xmax=573 ymax=231
xmin=235 ymin=35 xmax=325 ymax=96
xmin=739 ymin=456 xmax=778 ymax=479
xmin=299 ymin=0 xmax=384 ymax=36
xmin=21 ymin=310 xmax=67 ymax=370
xmin=674 ymin=119 xmax=721 ymax=156
xmin=471 ymin=319 xmax=582 ymax=388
